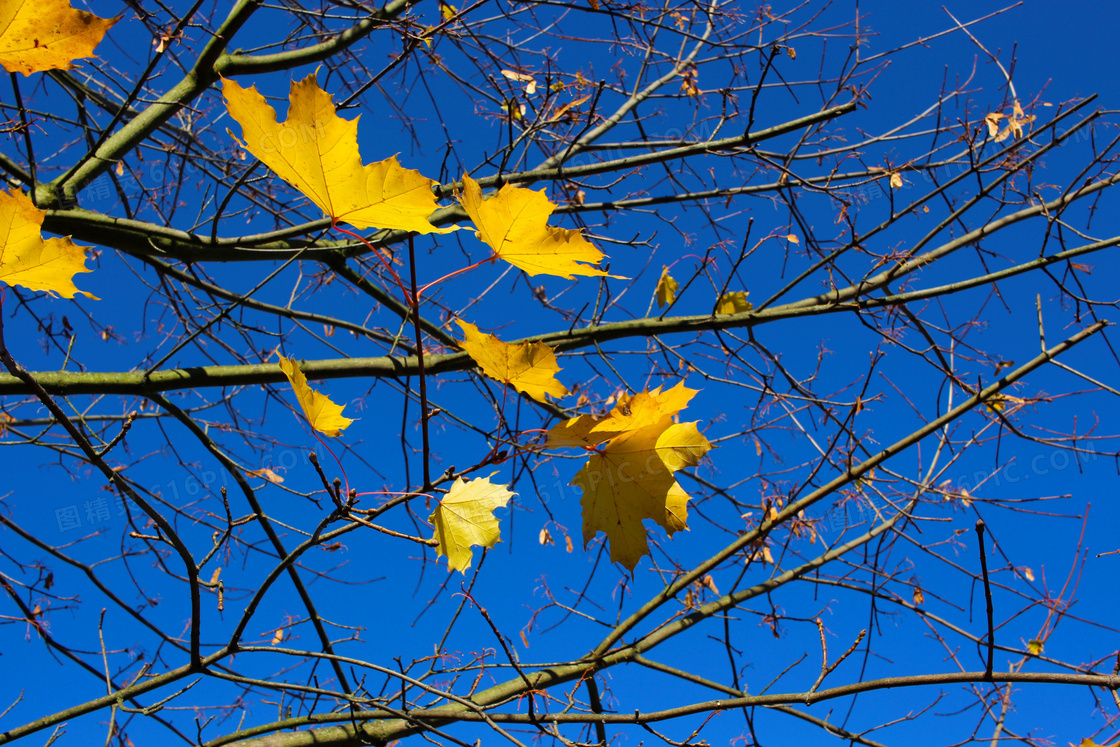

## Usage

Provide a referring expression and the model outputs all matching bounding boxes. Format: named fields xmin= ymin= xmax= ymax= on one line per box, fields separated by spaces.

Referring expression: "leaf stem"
xmin=331 ymin=222 xmax=410 ymax=299
xmin=408 ymin=235 xmax=432 ymax=490
xmin=9 ymin=74 xmax=37 ymax=203
xmin=417 ymin=256 xmax=497 ymax=298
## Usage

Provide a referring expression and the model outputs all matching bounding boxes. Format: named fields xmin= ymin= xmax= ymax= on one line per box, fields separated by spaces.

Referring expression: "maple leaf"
xmin=1027 ymin=639 xmax=1043 ymax=656
xmin=549 ymin=382 xmax=711 ymax=570
xmin=222 ymin=74 xmax=453 ymax=234
xmin=590 ymin=381 xmax=698 ymax=440
xmin=277 ymin=356 xmax=354 ymax=437
xmin=0 ymin=0 xmax=116 ymax=76
xmin=546 ymin=381 xmax=697 ymax=449
xmin=655 ymin=266 xmax=679 ymax=307
xmin=456 ymin=319 xmax=569 ymax=402
xmin=458 ymin=173 xmax=617 ymax=279
xmin=545 ymin=412 xmax=609 ymax=449
xmin=0 ymin=188 xmax=97 ymax=298
xmin=574 ymin=420 xmax=711 ymax=570
xmin=429 ymin=476 xmax=514 ymax=573
xmin=715 ymin=291 xmax=752 ymax=315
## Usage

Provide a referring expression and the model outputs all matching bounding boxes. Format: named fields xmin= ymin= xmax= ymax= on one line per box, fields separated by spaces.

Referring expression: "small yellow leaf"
xmin=459 ymin=173 xmax=619 ymax=279
xmin=247 ymin=467 xmax=284 ymax=484
xmin=889 ymin=172 xmax=903 ymax=189
xmin=715 ymin=291 xmax=752 ymax=315
xmin=985 ymin=112 xmax=1005 ymax=137
xmin=786 ymin=233 xmax=799 ymax=245
xmin=277 ymin=356 xmax=354 ymax=437
xmin=1028 ymin=639 xmax=1043 ymax=656
xmin=539 ymin=526 xmax=554 ymax=546
xmin=429 ymin=476 xmax=514 ymax=573
xmin=502 ymin=98 xmax=525 ymax=121
xmin=0 ymin=189 xmax=97 ymax=299
xmin=1023 ymin=566 xmax=1035 ymax=582
xmin=115 ymin=161 xmax=124 ymax=176
xmin=439 ymin=1 xmax=457 ymax=20
xmin=501 ymin=69 xmax=537 ymax=94
xmin=655 ymin=266 xmax=679 ymax=307
xmin=913 ymin=586 xmax=925 ymax=606
xmin=549 ymin=95 xmax=590 ymax=124
xmin=456 ymin=319 xmax=568 ymax=402
xmin=0 ymin=0 xmax=116 ymax=76
xmin=271 ymin=628 xmax=283 ymax=645
xmin=993 ymin=100 xmax=1036 ymax=143
xmin=222 ymin=74 xmax=453 ymax=234
xmin=209 ymin=567 xmax=222 ymax=584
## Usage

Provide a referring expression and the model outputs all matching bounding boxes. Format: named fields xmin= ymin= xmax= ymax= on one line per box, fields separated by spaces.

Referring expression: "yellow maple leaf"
xmin=456 ymin=319 xmax=568 ymax=402
xmin=1027 ymin=639 xmax=1043 ymax=656
xmin=277 ymin=356 xmax=353 ymax=437
xmin=429 ymin=476 xmax=514 ymax=573
xmin=0 ymin=188 xmax=97 ymax=298
xmin=546 ymin=381 xmax=697 ymax=449
xmin=655 ymin=266 xmax=679 ymax=307
xmin=546 ymin=413 xmax=610 ymax=449
xmin=590 ymin=381 xmax=698 ymax=439
xmin=715 ymin=291 xmax=752 ymax=315
xmin=574 ymin=419 xmax=711 ymax=571
xmin=0 ymin=0 xmax=116 ymax=76
xmin=459 ymin=173 xmax=616 ymax=279
xmin=546 ymin=383 xmax=694 ymax=447
xmin=222 ymin=74 xmax=452 ymax=234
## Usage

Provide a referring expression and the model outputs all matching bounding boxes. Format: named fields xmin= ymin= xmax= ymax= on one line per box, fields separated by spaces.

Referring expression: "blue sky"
xmin=1 ymin=1 xmax=1119 ymax=746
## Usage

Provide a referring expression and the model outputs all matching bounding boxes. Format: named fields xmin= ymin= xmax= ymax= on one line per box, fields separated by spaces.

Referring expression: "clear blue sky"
xmin=2 ymin=1 xmax=1118 ymax=746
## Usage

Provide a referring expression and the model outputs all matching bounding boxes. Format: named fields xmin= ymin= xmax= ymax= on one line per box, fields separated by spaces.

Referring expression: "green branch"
xmin=38 ymin=103 xmax=854 ymax=262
